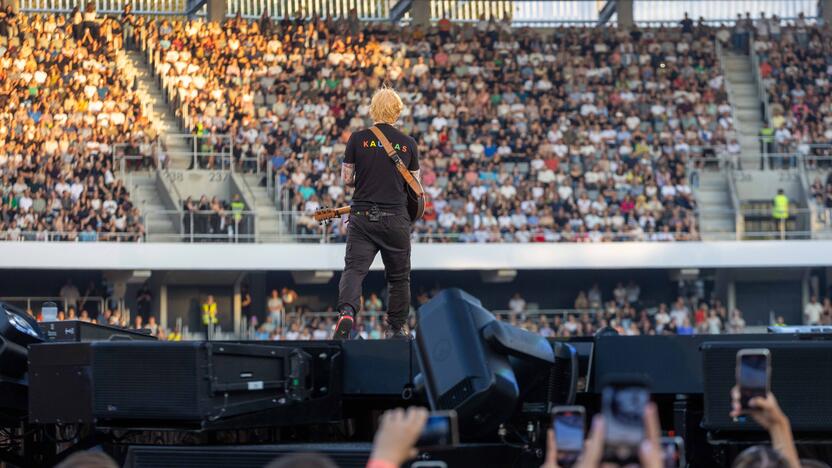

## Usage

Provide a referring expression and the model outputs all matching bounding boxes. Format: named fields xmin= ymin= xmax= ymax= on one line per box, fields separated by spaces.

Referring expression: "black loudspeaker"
xmin=415 ymin=289 xmax=574 ymax=438
xmin=701 ymin=340 xmax=832 ymax=432
xmin=416 ymin=289 xmax=519 ymax=437
xmin=29 ymin=341 xmax=343 ymax=429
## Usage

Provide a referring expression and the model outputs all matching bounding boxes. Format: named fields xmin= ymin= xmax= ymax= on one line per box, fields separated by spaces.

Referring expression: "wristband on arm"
xmin=366 ymin=459 xmax=398 ymax=468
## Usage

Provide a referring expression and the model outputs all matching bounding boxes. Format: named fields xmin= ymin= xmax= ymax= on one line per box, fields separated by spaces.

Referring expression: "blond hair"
xmin=369 ymin=87 xmax=404 ymax=124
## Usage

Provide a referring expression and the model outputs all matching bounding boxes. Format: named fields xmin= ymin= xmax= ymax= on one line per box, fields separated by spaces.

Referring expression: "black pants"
xmin=338 ymin=212 xmax=411 ymax=329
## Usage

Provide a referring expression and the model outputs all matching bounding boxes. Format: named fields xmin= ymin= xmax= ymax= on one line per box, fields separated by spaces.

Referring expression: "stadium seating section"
xmin=3 ymin=13 xmax=829 ymax=242
xmin=0 ymin=13 xmax=157 ymax=241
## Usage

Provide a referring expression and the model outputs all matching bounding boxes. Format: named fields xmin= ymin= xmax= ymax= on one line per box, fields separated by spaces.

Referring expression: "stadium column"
xmin=411 ymin=0 xmax=430 ymax=28
xmin=617 ymin=0 xmax=634 ymax=28
xmin=233 ymin=273 xmax=245 ymax=336
xmin=207 ymin=0 xmax=226 ymax=23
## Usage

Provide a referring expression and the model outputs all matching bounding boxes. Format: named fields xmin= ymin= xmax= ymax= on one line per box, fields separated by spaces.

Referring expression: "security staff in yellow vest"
xmin=772 ymin=189 xmax=789 ymax=240
xmin=230 ymin=194 xmax=245 ymax=238
xmin=202 ymin=294 xmax=218 ymax=326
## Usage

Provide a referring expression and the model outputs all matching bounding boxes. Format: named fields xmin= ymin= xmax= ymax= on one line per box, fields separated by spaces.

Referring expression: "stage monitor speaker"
xmin=701 ymin=340 xmax=832 ymax=432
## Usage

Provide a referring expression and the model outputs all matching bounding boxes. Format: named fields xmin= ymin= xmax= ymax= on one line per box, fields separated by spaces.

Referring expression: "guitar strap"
xmin=369 ymin=125 xmax=424 ymax=197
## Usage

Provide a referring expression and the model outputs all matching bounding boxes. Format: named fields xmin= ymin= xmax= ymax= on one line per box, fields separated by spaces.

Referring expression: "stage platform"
xmin=15 ymin=333 xmax=832 ymax=468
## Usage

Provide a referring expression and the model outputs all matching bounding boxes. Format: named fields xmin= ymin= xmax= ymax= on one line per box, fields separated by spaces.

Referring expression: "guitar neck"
xmin=334 ymin=206 xmax=351 ymax=216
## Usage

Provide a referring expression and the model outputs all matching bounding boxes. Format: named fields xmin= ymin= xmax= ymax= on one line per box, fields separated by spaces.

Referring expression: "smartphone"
xmin=660 ymin=436 xmax=685 ymax=468
xmin=736 ymin=349 xmax=771 ymax=411
xmin=551 ymin=406 xmax=585 ymax=467
xmin=415 ymin=410 xmax=459 ymax=450
xmin=602 ymin=378 xmax=650 ymax=463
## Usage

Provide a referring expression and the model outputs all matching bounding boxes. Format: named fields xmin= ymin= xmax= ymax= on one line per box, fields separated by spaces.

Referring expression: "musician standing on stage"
xmin=334 ymin=87 xmax=420 ymax=340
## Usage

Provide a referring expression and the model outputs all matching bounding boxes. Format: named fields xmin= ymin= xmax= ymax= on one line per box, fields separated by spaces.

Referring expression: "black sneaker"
xmin=333 ymin=312 xmax=354 ymax=340
xmin=385 ymin=326 xmax=411 ymax=340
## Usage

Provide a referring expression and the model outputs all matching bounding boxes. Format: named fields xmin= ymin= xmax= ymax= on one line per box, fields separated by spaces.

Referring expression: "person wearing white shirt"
xmin=805 ymin=295 xmax=823 ymax=325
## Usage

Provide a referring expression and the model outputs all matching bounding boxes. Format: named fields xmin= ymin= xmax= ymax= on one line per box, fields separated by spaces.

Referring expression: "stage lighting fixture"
xmin=415 ymin=288 xmax=577 ymax=438
xmin=0 ymin=302 xmax=44 ymax=346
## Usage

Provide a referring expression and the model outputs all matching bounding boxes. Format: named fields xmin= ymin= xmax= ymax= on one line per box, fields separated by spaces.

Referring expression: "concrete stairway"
xmin=695 ymin=171 xmax=736 ymax=240
xmin=241 ymin=173 xmax=283 ymax=242
xmin=124 ymin=50 xmax=193 ymax=170
xmin=723 ymin=51 xmax=765 ymax=170
xmin=130 ymin=174 xmax=179 ymax=242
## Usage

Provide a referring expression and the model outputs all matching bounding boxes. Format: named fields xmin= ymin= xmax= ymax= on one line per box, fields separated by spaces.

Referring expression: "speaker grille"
xmin=93 ymin=342 xmax=205 ymax=420
xmin=702 ymin=341 xmax=832 ymax=431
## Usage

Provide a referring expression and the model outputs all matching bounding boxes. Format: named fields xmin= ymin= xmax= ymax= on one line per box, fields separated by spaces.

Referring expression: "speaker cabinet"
xmin=701 ymin=340 xmax=832 ymax=432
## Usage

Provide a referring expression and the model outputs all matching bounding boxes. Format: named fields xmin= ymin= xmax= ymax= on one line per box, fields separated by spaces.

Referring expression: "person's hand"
xmin=638 ymin=403 xmax=664 ymax=468
xmin=574 ymin=415 xmax=604 ymax=468
xmin=540 ymin=429 xmax=559 ymax=468
xmin=369 ymin=407 xmax=429 ymax=467
xmin=729 ymin=386 xmax=789 ymax=430
xmin=730 ymin=387 xmax=799 ymax=468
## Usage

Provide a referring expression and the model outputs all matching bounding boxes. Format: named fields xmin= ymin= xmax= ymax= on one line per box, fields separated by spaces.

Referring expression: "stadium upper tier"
xmin=0 ymin=12 xmax=829 ymax=243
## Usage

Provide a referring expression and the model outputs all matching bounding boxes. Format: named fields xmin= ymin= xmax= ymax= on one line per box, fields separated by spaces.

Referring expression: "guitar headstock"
xmin=314 ymin=208 xmax=339 ymax=223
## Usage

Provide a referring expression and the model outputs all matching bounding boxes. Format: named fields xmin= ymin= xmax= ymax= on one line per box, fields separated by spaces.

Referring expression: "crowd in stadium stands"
xmin=0 ymin=10 xmax=151 ymax=241
xmin=754 ymin=12 xmax=832 ymax=158
xmin=138 ymin=14 xmax=734 ymax=243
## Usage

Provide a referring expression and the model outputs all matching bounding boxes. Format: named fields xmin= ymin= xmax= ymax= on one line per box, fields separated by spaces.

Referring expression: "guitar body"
xmin=407 ymin=179 xmax=426 ymax=222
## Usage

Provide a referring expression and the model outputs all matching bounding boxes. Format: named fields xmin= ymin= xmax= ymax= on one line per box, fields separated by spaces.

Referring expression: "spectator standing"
xmin=241 ymin=285 xmax=252 ymax=321
xmin=625 ymin=280 xmax=641 ymax=305
xmin=772 ymin=189 xmax=789 ymax=240
xmin=706 ymin=309 xmax=723 ymax=334
xmin=201 ymin=294 xmax=218 ymax=337
xmin=655 ymin=304 xmax=671 ymax=333
xmin=60 ymin=279 xmax=81 ymax=309
xmin=804 ymin=295 xmax=823 ymax=325
xmin=728 ymin=309 xmax=747 ymax=333
xmin=267 ymin=289 xmax=285 ymax=328
xmin=508 ymin=293 xmax=526 ymax=314
xmin=136 ymin=282 xmax=152 ymax=319
xmin=822 ymin=299 xmax=832 ymax=325
xmin=281 ymin=287 xmax=298 ymax=313
xmin=587 ymin=285 xmax=602 ymax=309
xmin=574 ymin=291 xmax=589 ymax=310
xmin=365 ymin=292 xmax=383 ymax=312
xmin=671 ymin=298 xmax=690 ymax=327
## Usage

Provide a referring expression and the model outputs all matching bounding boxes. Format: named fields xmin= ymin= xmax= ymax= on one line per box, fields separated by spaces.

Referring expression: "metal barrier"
xmin=145 ymin=209 xmax=257 ymax=243
xmin=0 ymin=231 xmax=143 ymax=242
xmin=19 ymin=0 xmax=186 ymax=14
xmin=0 ymin=296 xmax=108 ymax=316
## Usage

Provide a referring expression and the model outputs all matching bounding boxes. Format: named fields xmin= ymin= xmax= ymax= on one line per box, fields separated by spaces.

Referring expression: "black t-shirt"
xmin=344 ymin=123 xmax=419 ymax=210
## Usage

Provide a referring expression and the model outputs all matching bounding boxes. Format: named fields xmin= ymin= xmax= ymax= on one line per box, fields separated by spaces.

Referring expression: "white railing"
xmin=0 ymin=296 xmax=108 ymax=316
xmin=20 ymin=0 xmax=186 ymax=14
xmin=749 ymin=31 xmax=773 ymax=131
xmin=228 ymin=0 xmax=391 ymax=19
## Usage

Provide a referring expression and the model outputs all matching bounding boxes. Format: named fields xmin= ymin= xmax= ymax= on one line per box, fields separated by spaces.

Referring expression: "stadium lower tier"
xmin=8 ymin=332 xmax=832 ymax=468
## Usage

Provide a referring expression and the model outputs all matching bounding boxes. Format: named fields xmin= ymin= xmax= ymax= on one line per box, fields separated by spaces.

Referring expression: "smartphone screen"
xmin=416 ymin=412 xmax=458 ymax=449
xmin=738 ymin=352 xmax=769 ymax=410
xmin=603 ymin=384 xmax=649 ymax=449
xmin=553 ymin=409 xmax=585 ymax=465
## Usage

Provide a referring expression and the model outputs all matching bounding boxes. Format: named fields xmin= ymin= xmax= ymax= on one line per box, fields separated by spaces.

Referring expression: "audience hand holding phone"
xmin=541 ymin=403 xmax=663 ymax=468
xmin=729 ymin=387 xmax=800 ymax=468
